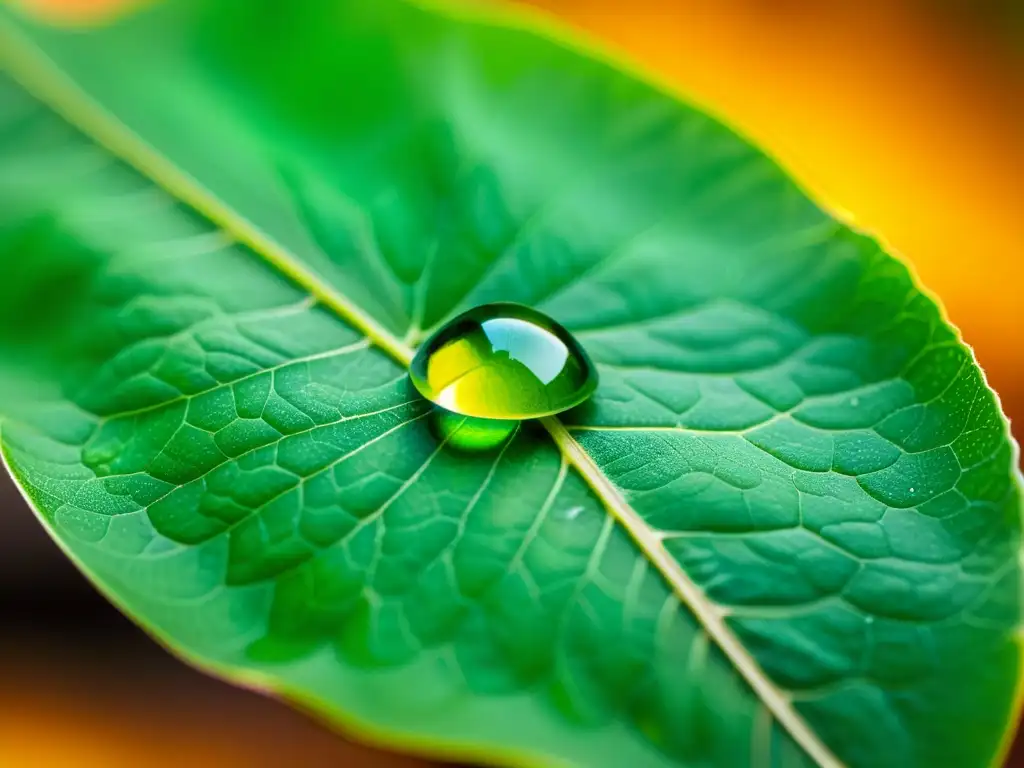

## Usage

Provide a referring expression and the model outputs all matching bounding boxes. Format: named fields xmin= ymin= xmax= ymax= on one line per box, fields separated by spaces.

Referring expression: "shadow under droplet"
xmin=429 ymin=406 xmax=518 ymax=453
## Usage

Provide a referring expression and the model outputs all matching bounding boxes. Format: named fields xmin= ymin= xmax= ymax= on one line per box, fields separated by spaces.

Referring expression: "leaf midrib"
xmin=0 ymin=15 xmax=843 ymax=768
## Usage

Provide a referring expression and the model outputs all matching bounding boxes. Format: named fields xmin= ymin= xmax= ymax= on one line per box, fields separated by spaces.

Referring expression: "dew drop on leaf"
xmin=410 ymin=302 xmax=598 ymax=420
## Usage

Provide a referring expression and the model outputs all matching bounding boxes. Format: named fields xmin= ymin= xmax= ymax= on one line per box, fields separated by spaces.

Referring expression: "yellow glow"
xmin=520 ymin=0 xmax=1024 ymax=431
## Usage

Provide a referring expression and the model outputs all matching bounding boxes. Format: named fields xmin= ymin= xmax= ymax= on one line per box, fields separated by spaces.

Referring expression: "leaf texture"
xmin=0 ymin=1 xmax=1020 ymax=767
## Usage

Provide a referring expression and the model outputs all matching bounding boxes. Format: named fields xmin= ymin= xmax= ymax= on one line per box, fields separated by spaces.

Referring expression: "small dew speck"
xmin=909 ymin=487 xmax=915 ymax=493
xmin=850 ymin=397 xmax=860 ymax=407
xmin=563 ymin=506 xmax=583 ymax=521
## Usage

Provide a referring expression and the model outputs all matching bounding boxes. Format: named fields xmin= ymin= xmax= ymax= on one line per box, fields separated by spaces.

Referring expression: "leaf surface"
xmin=0 ymin=1 xmax=1021 ymax=766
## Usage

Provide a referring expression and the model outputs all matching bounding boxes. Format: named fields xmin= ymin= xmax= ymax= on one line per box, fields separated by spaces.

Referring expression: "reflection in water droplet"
xmin=410 ymin=303 xmax=598 ymax=420
xmin=430 ymin=406 xmax=518 ymax=452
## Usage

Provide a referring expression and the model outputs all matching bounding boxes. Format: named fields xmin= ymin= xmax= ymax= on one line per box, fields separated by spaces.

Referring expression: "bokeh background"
xmin=2 ymin=0 xmax=1022 ymax=765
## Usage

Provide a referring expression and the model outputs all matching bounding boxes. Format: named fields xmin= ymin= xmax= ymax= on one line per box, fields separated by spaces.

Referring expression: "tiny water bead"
xmin=410 ymin=302 xmax=598 ymax=420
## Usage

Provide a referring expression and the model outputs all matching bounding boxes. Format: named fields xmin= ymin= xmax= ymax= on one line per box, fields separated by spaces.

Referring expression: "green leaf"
xmin=0 ymin=1 xmax=1020 ymax=766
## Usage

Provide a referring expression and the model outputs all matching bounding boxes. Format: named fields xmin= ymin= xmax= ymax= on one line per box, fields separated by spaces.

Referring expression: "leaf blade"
xmin=0 ymin=2 xmax=1020 ymax=767
xmin=0 ymin=60 xmax=797 ymax=768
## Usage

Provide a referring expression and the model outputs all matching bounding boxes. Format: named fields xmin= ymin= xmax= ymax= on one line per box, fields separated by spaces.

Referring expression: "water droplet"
xmin=410 ymin=303 xmax=598 ymax=419
xmin=562 ymin=505 xmax=583 ymax=521
xmin=430 ymin=407 xmax=517 ymax=452
xmin=909 ymin=487 xmax=915 ymax=493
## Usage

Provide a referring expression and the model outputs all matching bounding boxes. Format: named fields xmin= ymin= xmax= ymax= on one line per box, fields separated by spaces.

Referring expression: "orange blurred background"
xmin=2 ymin=0 xmax=1022 ymax=766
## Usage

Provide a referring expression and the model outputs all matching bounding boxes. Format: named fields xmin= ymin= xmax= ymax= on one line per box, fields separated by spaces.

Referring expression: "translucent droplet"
xmin=410 ymin=302 xmax=598 ymax=420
